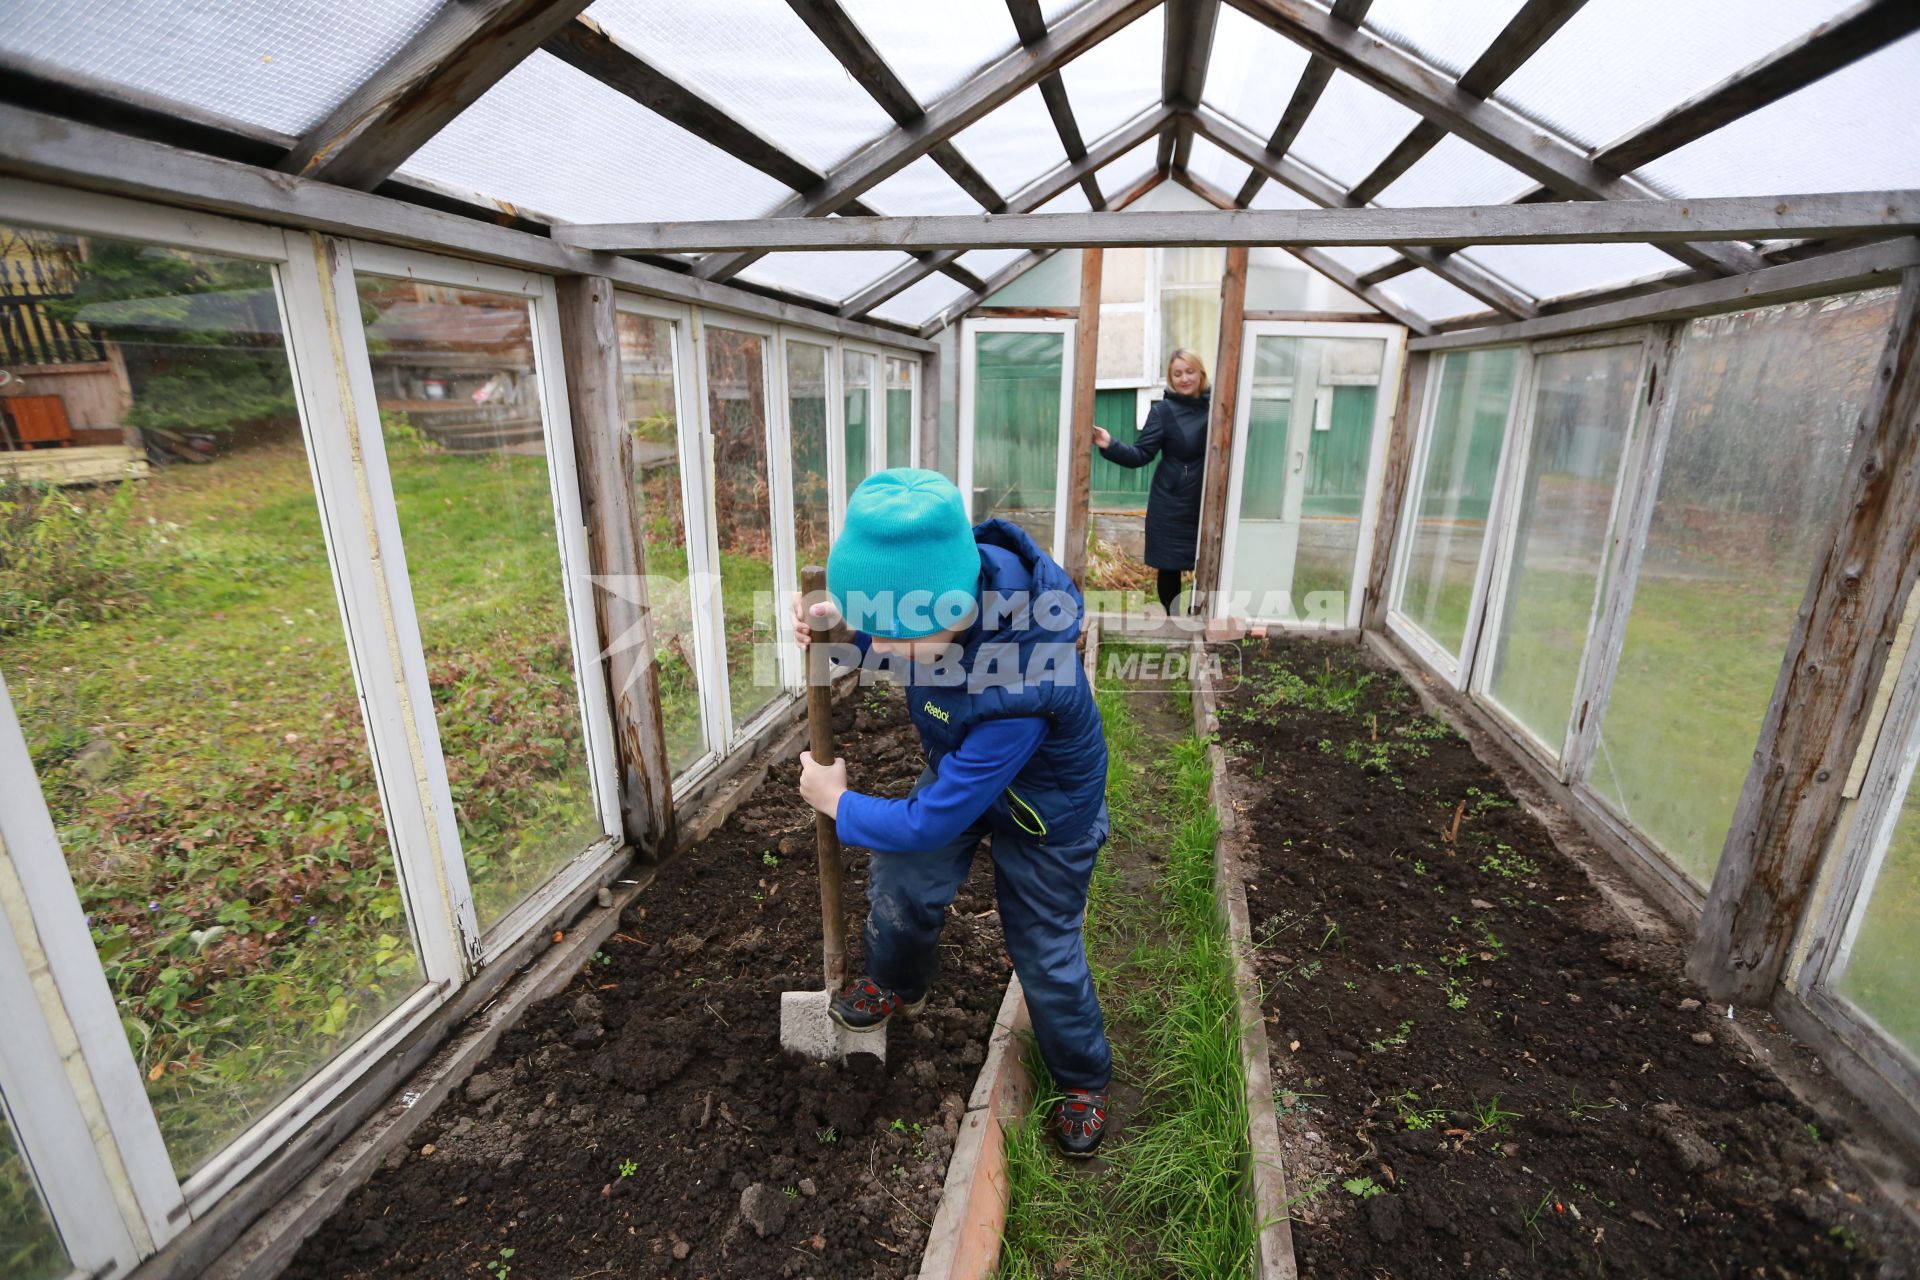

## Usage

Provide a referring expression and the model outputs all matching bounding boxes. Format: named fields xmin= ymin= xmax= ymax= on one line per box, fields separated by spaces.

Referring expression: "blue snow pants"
xmin=863 ymin=777 xmax=1112 ymax=1092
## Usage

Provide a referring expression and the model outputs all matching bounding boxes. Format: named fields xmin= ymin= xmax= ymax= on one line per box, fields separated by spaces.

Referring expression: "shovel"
xmin=779 ymin=565 xmax=887 ymax=1063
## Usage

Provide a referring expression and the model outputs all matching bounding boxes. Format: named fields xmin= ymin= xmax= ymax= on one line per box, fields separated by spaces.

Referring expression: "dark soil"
xmin=284 ymin=683 xmax=1009 ymax=1280
xmin=1217 ymin=635 xmax=1920 ymax=1280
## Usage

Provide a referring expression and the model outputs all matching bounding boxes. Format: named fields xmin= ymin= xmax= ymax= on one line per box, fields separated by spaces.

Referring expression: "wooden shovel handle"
xmin=801 ymin=565 xmax=847 ymax=988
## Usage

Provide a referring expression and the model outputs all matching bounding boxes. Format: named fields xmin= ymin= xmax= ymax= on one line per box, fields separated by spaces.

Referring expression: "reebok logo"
xmin=922 ymin=699 xmax=950 ymax=723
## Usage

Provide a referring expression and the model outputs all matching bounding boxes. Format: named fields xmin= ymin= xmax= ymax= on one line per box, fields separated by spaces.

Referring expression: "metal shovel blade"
xmin=780 ymin=989 xmax=886 ymax=1063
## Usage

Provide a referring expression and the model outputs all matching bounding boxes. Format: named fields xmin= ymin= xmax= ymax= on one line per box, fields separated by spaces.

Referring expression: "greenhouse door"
xmin=1218 ymin=321 xmax=1404 ymax=628
xmin=958 ymin=318 xmax=1075 ymax=558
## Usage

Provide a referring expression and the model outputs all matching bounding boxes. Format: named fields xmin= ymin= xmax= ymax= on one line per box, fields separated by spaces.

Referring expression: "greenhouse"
xmin=1 ymin=0 xmax=1919 ymax=1275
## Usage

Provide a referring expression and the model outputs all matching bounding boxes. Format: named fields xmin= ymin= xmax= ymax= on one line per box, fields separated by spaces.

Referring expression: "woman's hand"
xmin=791 ymin=591 xmax=842 ymax=650
xmin=798 ymin=749 xmax=848 ymax=817
xmin=1091 ymin=426 xmax=1112 ymax=449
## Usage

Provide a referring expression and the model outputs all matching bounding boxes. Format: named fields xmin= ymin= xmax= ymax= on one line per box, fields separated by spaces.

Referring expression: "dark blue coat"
xmin=903 ymin=519 xmax=1107 ymax=844
xmin=1098 ymin=389 xmax=1210 ymax=570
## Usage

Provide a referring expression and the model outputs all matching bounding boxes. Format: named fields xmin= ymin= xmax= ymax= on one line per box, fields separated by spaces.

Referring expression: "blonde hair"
xmin=1166 ymin=348 xmax=1210 ymax=393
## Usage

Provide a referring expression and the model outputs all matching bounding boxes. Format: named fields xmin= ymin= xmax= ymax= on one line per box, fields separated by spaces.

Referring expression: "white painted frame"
xmin=957 ymin=317 xmax=1077 ymax=559
xmin=687 ymin=308 xmax=796 ymax=748
xmin=1466 ymin=329 xmax=1656 ymax=776
xmin=1383 ymin=343 xmax=1532 ymax=688
xmin=881 ymin=348 xmax=923 ymax=471
xmin=613 ymin=293 xmax=726 ymax=792
xmin=1216 ymin=319 xmax=1407 ymax=630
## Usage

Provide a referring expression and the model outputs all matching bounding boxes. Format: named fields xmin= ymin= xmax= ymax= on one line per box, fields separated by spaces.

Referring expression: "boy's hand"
xmin=1091 ymin=425 xmax=1112 ymax=448
xmin=791 ymin=591 xmax=843 ymax=651
xmin=798 ymin=750 xmax=848 ymax=817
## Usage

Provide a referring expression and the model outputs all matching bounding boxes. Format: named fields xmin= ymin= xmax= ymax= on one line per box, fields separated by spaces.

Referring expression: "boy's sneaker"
xmin=828 ymin=978 xmax=927 ymax=1031
xmin=1050 ymin=1089 xmax=1109 ymax=1158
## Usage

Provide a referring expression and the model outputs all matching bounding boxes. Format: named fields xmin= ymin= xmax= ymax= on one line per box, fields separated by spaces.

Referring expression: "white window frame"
xmin=841 ymin=339 xmax=886 ymax=491
xmin=957 ymin=317 xmax=1077 ymax=560
xmin=1215 ymin=319 xmax=1406 ymax=631
xmin=688 ymin=308 xmax=796 ymax=748
xmin=613 ymin=292 xmax=725 ymax=793
xmin=1466 ymin=329 xmax=1657 ymax=778
xmin=881 ymin=349 xmax=922 ymax=471
xmin=1383 ymin=344 xmax=1532 ymax=689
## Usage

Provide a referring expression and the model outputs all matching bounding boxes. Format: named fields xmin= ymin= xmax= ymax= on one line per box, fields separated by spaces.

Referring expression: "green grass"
xmin=0 ymin=426 xmax=767 ymax=1174
xmin=0 ymin=1109 xmax=64 ymax=1279
xmin=999 ymin=667 xmax=1254 ymax=1280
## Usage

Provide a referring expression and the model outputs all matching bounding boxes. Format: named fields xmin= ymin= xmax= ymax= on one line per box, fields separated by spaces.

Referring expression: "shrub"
xmin=0 ymin=479 xmax=159 ymax=636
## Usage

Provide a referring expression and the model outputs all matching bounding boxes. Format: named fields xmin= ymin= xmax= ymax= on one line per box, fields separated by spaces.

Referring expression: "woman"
xmin=1091 ymin=348 xmax=1211 ymax=614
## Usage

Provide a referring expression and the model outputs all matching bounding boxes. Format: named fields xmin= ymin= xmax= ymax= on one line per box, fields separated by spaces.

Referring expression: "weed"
xmin=617 ymin=1158 xmax=637 ymax=1178
xmin=1392 ymin=1090 xmax=1447 ymax=1131
xmin=816 ymin=1126 xmax=838 ymax=1144
xmin=1829 ymin=1223 xmax=1857 ymax=1250
xmin=1805 ymin=1122 xmax=1821 ymax=1143
xmin=783 ymin=1185 xmax=799 ymax=1200
xmin=1342 ymin=1175 xmax=1384 ymax=1200
xmin=1444 ymin=976 xmax=1471 ymax=1011
xmin=1480 ymin=847 xmax=1540 ymax=880
xmin=1567 ymin=1088 xmax=1621 ymax=1120
xmin=1470 ymin=1095 xmax=1521 ymax=1133
xmin=762 ymin=851 xmax=779 ymax=866
xmin=590 ymin=950 xmax=612 ymax=968
xmin=1522 ymin=1193 xmax=1554 ymax=1242
xmin=1369 ymin=1021 xmax=1414 ymax=1054
xmin=1413 ymin=860 xmax=1427 ymax=876
xmin=485 ymin=1247 xmax=516 ymax=1279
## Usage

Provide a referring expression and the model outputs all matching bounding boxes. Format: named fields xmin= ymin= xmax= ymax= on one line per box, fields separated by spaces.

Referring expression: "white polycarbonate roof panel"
xmin=869 ymin=272 xmax=970 ymax=327
xmin=957 ymin=249 xmax=1030 ymax=279
xmin=1101 ymin=140 xmax=1162 ymax=203
xmin=1059 ymin=9 xmax=1163 ymax=142
xmin=1248 ymin=179 xmax=1315 ymax=211
xmin=1637 ymin=35 xmax=1920 ymax=197
xmin=1454 ymin=243 xmax=1680 ymax=300
xmin=1287 ymin=71 xmax=1421 ymax=190
xmin=736 ymin=250 xmax=910 ymax=306
xmin=398 ymin=52 xmax=791 ymax=223
xmin=1381 ymin=268 xmax=1486 ymax=321
xmin=1318 ymin=247 xmax=1403 ymax=276
xmin=952 ymin=86 xmax=1070 ymax=198
xmin=0 ymin=0 xmax=442 ymax=136
xmin=865 ymin=155 xmax=981 ymax=215
xmin=583 ymin=0 xmax=893 ymax=171
xmin=1360 ymin=0 xmax=1528 ymax=78
xmin=1037 ymin=184 xmax=1094 ymax=214
xmin=1186 ymin=134 xmax=1251 ymax=198
xmin=1200 ymin=3 xmax=1310 ymax=138
xmin=1494 ymin=0 xmax=1859 ymax=153
xmin=1376 ymin=135 xmax=1533 ymax=207
xmin=840 ymin=0 xmax=1019 ymax=105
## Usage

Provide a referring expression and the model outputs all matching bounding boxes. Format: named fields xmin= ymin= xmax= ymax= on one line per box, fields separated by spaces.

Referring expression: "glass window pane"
xmin=0 ymin=1100 xmax=64 ymax=1280
xmin=1161 ymin=247 xmax=1224 ymax=375
xmin=0 ymin=228 xmax=423 ymax=1176
xmin=1588 ymin=291 xmax=1896 ymax=882
xmin=1395 ymin=347 xmax=1521 ymax=657
xmin=1232 ymin=335 xmax=1389 ymax=618
xmin=1484 ymin=343 xmax=1643 ymax=755
xmin=356 ymin=274 xmax=605 ymax=932
xmin=788 ymin=340 xmax=832 ymax=572
xmin=843 ymin=350 xmax=876 ymax=492
xmin=971 ymin=329 xmax=1065 ymax=550
xmin=1837 ymin=746 xmax=1920 ymax=1055
xmin=704 ymin=326 xmax=778 ymax=734
xmin=617 ymin=312 xmax=706 ymax=777
xmin=885 ymin=356 xmax=915 ymax=469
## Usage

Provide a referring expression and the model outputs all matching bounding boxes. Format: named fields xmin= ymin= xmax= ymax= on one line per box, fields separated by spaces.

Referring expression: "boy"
xmin=793 ymin=469 xmax=1113 ymax=1157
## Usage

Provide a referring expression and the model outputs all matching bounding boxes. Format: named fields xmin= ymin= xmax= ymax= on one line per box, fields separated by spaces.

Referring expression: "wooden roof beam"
xmin=1007 ymin=0 xmax=1108 ymax=210
xmin=783 ymin=0 xmax=1005 ymax=213
xmin=1187 ymin=107 xmax=1537 ymax=318
xmin=694 ymin=0 xmax=1160 ymax=283
xmin=281 ymin=0 xmax=595 ymax=190
xmin=1158 ymin=0 xmax=1221 ymax=171
xmin=1235 ymin=0 xmax=1371 ymax=207
xmin=1174 ymin=168 xmax=1432 ymax=332
xmin=841 ymin=105 xmax=1176 ymax=319
xmin=542 ymin=18 xmax=981 ymax=295
xmin=1224 ymin=0 xmax=1764 ymax=277
xmin=1346 ymin=0 xmax=1589 ymax=204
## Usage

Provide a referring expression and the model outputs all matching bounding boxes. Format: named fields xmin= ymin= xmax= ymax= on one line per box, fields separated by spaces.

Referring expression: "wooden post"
xmin=801 ymin=565 xmax=848 ymax=988
xmin=555 ymin=275 xmax=675 ymax=858
xmin=1062 ymin=247 xmax=1104 ymax=586
xmin=919 ymin=339 xmax=942 ymax=471
xmin=1689 ymin=267 xmax=1920 ymax=1004
xmin=1361 ymin=349 xmax=1429 ymax=632
xmin=1193 ymin=245 xmax=1249 ymax=610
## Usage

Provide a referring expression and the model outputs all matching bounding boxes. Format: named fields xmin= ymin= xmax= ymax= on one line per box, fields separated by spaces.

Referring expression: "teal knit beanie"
xmin=828 ymin=469 xmax=981 ymax=639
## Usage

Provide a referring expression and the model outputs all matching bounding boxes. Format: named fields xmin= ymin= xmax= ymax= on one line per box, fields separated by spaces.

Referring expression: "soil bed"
xmin=285 ymin=683 xmax=1008 ymax=1280
xmin=1216 ymin=634 xmax=1920 ymax=1279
